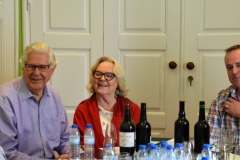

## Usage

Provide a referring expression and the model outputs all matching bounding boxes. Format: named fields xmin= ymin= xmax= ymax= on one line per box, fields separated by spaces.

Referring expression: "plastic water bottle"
xmin=137 ymin=145 xmax=148 ymax=160
xmin=164 ymin=145 xmax=175 ymax=160
xmin=146 ymin=143 xmax=155 ymax=154
xmin=148 ymin=145 xmax=160 ymax=160
xmin=69 ymin=124 xmax=80 ymax=160
xmin=159 ymin=140 xmax=168 ymax=147
xmin=201 ymin=144 xmax=212 ymax=159
xmin=174 ymin=143 xmax=184 ymax=160
xmin=84 ymin=124 xmax=95 ymax=159
xmin=103 ymin=144 xmax=115 ymax=160
xmin=158 ymin=141 xmax=168 ymax=159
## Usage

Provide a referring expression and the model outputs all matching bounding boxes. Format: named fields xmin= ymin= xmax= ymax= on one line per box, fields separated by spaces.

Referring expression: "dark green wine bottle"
xmin=194 ymin=101 xmax=210 ymax=153
xmin=136 ymin=103 xmax=151 ymax=152
xmin=174 ymin=101 xmax=189 ymax=145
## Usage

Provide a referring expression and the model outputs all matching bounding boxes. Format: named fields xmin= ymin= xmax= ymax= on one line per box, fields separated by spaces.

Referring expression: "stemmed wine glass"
xmin=218 ymin=129 xmax=237 ymax=160
xmin=210 ymin=128 xmax=222 ymax=159
xmin=103 ymin=123 xmax=117 ymax=152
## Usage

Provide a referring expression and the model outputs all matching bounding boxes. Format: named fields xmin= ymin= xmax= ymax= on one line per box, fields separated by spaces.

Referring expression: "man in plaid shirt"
xmin=207 ymin=44 xmax=240 ymax=144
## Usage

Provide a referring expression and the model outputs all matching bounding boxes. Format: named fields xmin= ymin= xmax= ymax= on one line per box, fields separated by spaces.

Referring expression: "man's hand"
xmin=55 ymin=153 xmax=69 ymax=160
xmin=224 ymin=98 xmax=240 ymax=118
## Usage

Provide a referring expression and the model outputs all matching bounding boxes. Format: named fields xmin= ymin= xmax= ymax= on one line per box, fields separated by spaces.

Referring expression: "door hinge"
xmin=27 ymin=0 xmax=31 ymax=11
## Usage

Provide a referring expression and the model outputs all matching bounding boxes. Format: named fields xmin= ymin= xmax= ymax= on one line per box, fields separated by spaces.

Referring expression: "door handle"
xmin=169 ymin=61 xmax=177 ymax=69
xmin=186 ymin=62 xmax=195 ymax=70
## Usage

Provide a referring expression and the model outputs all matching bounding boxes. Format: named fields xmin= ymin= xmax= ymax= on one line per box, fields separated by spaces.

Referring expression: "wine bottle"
xmin=120 ymin=101 xmax=135 ymax=155
xmin=174 ymin=101 xmax=189 ymax=145
xmin=136 ymin=103 xmax=151 ymax=152
xmin=194 ymin=101 xmax=210 ymax=153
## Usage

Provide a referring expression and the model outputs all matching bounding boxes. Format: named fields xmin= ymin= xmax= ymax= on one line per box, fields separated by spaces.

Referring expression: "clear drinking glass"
xmin=218 ymin=129 xmax=236 ymax=160
xmin=234 ymin=144 xmax=240 ymax=160
xmin=116 ymin=152 xmax=131 ymax=160
xmin=210 ymin=128 xmax=221 ymax=159
xmin=183 ymin=141 xmax=193 ymax=160
xmin=103 ymin=123 xmax=117 ymax=152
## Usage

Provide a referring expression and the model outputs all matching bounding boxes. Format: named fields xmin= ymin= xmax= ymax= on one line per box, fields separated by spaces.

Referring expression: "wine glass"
xmin=210 ymin=128 xmax=221 ymax=159
xmin=218 ymin=129 xmax=236 ymax=160
xmin=234 ymin=143 xmax=240 ymax=160
xmin=103 ymin=123 xmax=117 ymax=152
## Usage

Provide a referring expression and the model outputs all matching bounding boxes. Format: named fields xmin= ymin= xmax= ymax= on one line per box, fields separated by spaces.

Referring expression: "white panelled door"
xmin=0 ymin=0 xmax=17 ymax=85
xmin=27 ymin=0 xmax=239 ymax=138
xmin=25 ymin=0 xmax=103 ymax=124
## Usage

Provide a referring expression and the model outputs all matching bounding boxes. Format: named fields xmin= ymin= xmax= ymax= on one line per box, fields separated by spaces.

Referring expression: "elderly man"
xmin=0 ymin=42 xmax=70 ymax=160
xmin=207 ymin=44 xmax=240 ymax=143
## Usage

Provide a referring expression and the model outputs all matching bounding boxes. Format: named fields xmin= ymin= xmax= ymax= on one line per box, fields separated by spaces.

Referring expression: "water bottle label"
xmin=69 ymin=135 xmax=80 ymax=145
xmin=84 ymin=135 xmax=95 ymax=145
xmin=103 ymin=155 xmax=115 ymax=160
xmin=119 ymin=132 xmax=134 ymax=147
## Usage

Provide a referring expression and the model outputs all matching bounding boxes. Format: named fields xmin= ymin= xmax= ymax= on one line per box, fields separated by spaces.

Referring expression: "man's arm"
xmin=53 ymin=102 xmax=70 ymax=156
xmin=0 ymin=96 xmax=51 ymax=160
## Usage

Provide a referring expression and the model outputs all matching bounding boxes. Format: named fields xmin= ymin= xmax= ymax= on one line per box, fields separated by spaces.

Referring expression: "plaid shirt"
xmin=207 ymin=85 xmax=240 ymax=143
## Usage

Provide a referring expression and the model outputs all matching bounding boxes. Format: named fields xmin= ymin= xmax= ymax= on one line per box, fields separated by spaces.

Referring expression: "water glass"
xmin=234 ymin=144 xmax=240 ymax=160
xmin=183 ymin=141 xmax=193 ymax=160
xmin=116 ymin=152 xmax=131 ymax=160
xmin=103 ymin=123 xmax=117 ymax=152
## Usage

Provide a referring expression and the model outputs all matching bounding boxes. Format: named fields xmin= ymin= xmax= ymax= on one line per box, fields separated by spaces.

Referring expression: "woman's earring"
xmin=115 ymin=88 xmax=120 ymax=97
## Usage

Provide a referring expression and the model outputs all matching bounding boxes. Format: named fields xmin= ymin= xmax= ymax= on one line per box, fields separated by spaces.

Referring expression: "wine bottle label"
xmin=84 ymin=135 xmax=94 ymax=145
xmin=119 ymin=132 xmax=134 ymax=147
xmin=69 ymin=135 xmax=80 ymax=145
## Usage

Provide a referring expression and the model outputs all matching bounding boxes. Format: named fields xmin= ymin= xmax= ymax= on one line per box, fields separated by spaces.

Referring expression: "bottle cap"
xmin=161 ymin=142 xmax=168 ymax=147
xmin=166 ymin=145 xmax=174 ymax=150
xmin=72 ymin=124 xmax=78 ymax=128
xmin=160 ymin=140 xmax=168 ymax=144
xmin=203 ymin=144 xmax=211 ymax=149
xmin=200 ymin=101 xmax=205 ymax=105
xmin=147 ymin=143 xmax=154 ymax=147
xmin=139 ymin=145 xmax=146 ymax=150
xmin=141 ymin=103 xmax=146 ymax=107
xmin=201 ymin=156 xmax=210 ymax=160
xmin=175 ymin=143 xmax=183 ymax=147
xmin=86 ymin=124 xmax=92 ymax=128
xmin=150 ymin=145 xmax=158 ymax=150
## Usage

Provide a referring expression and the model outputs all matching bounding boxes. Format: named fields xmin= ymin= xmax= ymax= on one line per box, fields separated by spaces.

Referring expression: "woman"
xmin=73 ymin=55 xmax=140 ymax=158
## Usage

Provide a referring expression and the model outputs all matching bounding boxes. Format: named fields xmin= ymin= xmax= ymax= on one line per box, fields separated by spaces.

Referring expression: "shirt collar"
xmin=19 ymin=76 xmax=50 ymax=100
xmin=229 ymin=85 xmax=238 ymax=101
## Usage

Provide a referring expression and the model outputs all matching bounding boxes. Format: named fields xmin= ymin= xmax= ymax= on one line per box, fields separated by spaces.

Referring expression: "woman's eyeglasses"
xmin=93 ymin=71 xmax=116 ymax=81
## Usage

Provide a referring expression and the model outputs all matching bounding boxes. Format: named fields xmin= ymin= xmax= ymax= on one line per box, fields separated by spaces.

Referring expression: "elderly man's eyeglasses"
xmin=93 ymin=71 xmax=116 ymax=81
xmin=25 ymin=64 xmax=51 ymax=72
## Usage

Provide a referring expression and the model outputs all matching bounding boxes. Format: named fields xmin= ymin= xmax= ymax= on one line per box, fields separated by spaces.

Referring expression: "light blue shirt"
xmin=0 ymin=146 xmax=7 ymax=160
xmin=0 ymin=76 xmax=70 ymax=160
